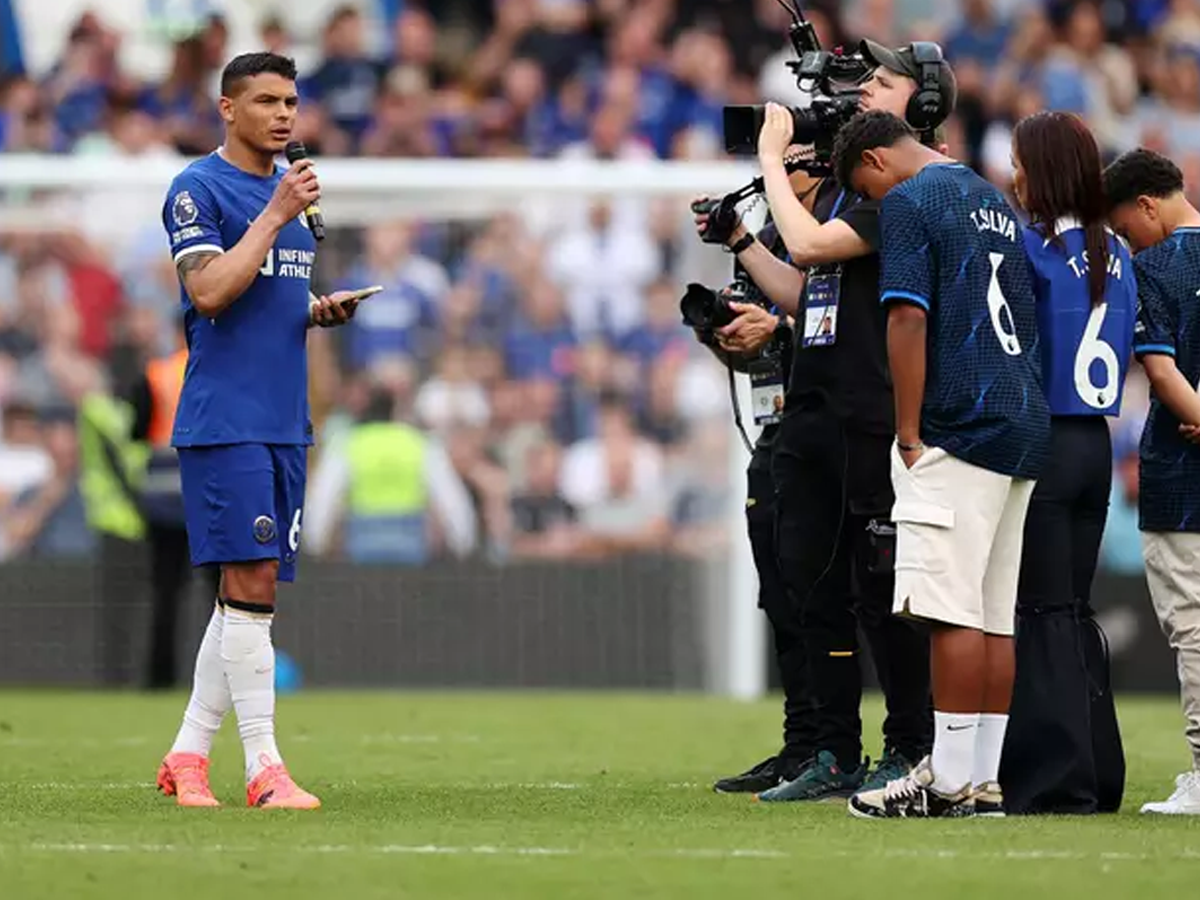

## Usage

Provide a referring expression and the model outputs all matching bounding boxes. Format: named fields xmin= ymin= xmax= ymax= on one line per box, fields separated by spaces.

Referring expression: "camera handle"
xmin=700 ymin=157 xmax=829 ymax=245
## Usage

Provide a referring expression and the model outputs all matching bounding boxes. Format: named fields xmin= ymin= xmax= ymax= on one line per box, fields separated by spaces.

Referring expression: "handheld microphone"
xmin=284 ymin=140 xmax=325 ymax=241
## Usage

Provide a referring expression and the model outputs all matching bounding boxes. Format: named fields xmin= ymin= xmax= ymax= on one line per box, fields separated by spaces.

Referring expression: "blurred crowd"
xmin=1 ymin=0 xmax=1193 ymax=567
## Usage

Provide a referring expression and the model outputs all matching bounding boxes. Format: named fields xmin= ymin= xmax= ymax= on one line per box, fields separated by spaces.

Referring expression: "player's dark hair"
xmin=832 ymin=110 xmax=918 ymax=191
xmin=220 ymin=52 xmax=297 ymax=98
xmin=1014 ymin=111 xmax=1109 ymax=307
xmin=1103 ymin=149 xmax=1185 ymax=210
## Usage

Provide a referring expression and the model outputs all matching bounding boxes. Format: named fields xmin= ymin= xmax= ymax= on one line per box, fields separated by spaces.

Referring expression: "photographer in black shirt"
xmin=687 ymin=199 xmax=815 ymax=794
xmin=709 ymin=42 xmax=957 ymax=802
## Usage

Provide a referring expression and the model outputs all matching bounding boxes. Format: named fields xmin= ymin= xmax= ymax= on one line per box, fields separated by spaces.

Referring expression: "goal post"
xmin=0 ymin=153 xmax=768 ymax=699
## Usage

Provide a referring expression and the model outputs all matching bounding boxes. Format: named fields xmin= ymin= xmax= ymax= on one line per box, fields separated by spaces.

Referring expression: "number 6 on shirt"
xmin=987 ymin=252 xmax=1023 ymax=356
xmin=288 ymin=508 xmax=302 ymax=553
xmin=1073 ymin=302 xmax=1120 ymax=409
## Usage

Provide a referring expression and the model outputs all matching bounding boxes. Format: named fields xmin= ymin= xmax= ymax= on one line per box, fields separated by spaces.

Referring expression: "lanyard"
xmin=829 ymin=189 xmax=847 ymax=221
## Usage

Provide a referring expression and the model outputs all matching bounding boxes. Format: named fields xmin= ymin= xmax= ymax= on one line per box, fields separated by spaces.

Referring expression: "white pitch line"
xmin=21 ymin=843 xmax=579 ymax=858
xmin=23 ymin=782 xmax=156 ymax=790
xmin=1 ymin=734 xmax=481 ymax=748
xmin=12 ymin=843 xmax=1200 ymax=863
xmin=9 ymin=781 xmax=583 ymax=792
xmin=0 ymin=737 xmax=150 ymax=748
xmin=294 ymin=734 xmax=483 ymax=745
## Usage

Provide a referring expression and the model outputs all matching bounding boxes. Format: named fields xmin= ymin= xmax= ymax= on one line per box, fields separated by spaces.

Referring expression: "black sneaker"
xmin=848 ymin=756 xmax=975 ymax=819
xmin=756 ymin=750 xmax=868 ymax=802
xmin=859 ymin=749 xmax=915 ymax=794
xmin=713 ymin=755 xmax=804 ymax=794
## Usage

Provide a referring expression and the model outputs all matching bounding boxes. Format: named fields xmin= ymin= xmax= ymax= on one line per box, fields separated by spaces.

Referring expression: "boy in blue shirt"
xmin=831 ymin=111 xmax=1051 ymax=818
xmin=1106 ymin=148 xmax=1200 ymax=816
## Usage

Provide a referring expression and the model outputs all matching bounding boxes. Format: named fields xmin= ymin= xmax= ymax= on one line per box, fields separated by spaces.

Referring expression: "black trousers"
xmin=147 ymin=523 xmax=221 ymax=689
xmin=747 ymin=456 xmax=817 ymax=761
xmin=1002 ymin=416 xmax=1126 ymax=813
xmin=772 ymin=409 xmax=932 ymax=768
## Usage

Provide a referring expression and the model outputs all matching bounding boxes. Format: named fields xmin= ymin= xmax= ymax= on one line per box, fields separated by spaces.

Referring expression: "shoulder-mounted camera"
xmin=721 ymin=1 xmax=872 ymax=172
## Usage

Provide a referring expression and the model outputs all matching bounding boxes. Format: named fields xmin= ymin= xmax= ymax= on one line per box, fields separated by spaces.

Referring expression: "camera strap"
xmin=727 ymin=362 xmax=756 ymax=455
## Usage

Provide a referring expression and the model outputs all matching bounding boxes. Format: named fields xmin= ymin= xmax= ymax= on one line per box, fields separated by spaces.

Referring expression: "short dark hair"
xmin=832 ymin=110 xmax=917 ymax=190
xmin=1103 ymin=149 xmax=1184 ymax=210
xmin=220 ymin=52 xmax=297 ymax=98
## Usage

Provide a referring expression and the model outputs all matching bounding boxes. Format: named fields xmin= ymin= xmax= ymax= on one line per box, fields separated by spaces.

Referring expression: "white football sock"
xmin=170 ymin=603 xmax=232 ymax=757
xmin=973 ymin=713 xmax=1009 ymax=788
xmin=930 ymin=711 xmax=979 ymax=795
xmin=221 ymin=606 xmax=282 ymax=782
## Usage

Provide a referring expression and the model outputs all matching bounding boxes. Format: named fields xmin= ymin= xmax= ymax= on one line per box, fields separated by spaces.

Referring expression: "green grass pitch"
xmin=1 ymin=691 xmax=1199 ymax=898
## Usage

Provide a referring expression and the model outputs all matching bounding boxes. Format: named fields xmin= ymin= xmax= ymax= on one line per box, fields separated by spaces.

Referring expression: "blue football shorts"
xmin=177 ymin=443 xmax=307 ymax=583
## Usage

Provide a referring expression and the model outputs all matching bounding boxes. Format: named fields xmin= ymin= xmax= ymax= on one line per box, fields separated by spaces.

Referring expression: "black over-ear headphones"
xmin=906 ymin=41 xmax=947 ymax=132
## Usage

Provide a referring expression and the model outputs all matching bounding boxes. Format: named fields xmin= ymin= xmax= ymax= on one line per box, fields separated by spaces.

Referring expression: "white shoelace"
xmin=883 ymin=772 xmax=922 ymax=803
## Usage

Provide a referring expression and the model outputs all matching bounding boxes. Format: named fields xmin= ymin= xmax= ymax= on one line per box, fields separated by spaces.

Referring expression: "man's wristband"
xmin=728 ymin=233 xmax=755 ymax=255
xmin=896 ymin=439 xmax=925 ymax=452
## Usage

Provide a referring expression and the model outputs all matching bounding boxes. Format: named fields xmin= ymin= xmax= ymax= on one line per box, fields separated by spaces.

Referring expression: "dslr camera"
xmin=680 ymin=272 xmax=763 ymax=340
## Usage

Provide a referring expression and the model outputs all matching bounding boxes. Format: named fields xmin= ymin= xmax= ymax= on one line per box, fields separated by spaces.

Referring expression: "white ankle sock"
xmin=221 ymin=606 xmax=282 ymax=782
xmin=931 ymin=711 xmax=979 ymax=795
xmin=972 ymin=713 xmax=1009 ymax=788
xmin=170 ymin=604 xmax=232 ymax=756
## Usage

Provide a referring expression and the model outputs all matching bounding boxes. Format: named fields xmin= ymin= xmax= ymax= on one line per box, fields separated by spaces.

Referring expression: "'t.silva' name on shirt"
xmin=1064 ymin=250 xmax=1124 ymax=281
xmin=969 ymin=207 xmax=1018 ymax=242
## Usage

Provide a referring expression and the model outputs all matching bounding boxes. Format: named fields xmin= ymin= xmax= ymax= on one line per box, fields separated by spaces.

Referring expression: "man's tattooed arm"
xmin=175 ymin=251 xmax=219 ymax=285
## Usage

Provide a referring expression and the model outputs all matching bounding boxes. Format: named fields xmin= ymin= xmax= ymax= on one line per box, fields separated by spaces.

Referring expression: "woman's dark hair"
xmin=1013 ymin=111 xmax=1108 ymax=306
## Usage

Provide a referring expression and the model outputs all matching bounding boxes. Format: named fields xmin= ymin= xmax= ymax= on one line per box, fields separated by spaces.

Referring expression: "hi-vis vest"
xmin=78 ymin=394 xmax=147 ymax=541
xmin=345 ymin=422 xmax=428 ymax=516
xmin=145 ymin=348 xmax=187 ymax=448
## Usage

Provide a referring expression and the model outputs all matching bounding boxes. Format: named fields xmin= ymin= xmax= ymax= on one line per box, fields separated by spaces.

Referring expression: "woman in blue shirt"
xmin=1002 ymin=111 xmax=1135 ymax=815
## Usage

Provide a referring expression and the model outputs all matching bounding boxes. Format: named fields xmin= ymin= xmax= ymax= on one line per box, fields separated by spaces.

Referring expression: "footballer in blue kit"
xmin=1002 ymin=112 xmax=1134 ymax=816
xmin=1105 ymin=148 xmax=1200 ymax=815
xmin=155 ymin=53 xmax=370 ymax=811
xmin=169 ymin=152 xmax=316 ymax=583
xmin=831 ymin=111 xmax=1050 ymax=820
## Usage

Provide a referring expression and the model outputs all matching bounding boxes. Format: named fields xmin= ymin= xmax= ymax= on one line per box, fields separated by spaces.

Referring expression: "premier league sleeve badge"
xmin=172 ymin=191 xmax=199 ymax=228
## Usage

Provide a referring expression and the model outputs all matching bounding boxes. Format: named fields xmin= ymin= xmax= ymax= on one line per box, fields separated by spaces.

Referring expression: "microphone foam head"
xmin=284 ymin=141 xmax=307 ymax=162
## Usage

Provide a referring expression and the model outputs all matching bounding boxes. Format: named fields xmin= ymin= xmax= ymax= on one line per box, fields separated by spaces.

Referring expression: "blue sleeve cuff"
xmin=1134 ymin=343 xmax=1176 ymax=357
xmin=881 ymin=290 xmax=931 ymax=311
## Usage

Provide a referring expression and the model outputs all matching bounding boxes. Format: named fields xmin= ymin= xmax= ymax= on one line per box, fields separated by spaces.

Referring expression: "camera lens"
xmin=680 ymin=284 xmax=718 ymax=329
xmin=791 ymin=107 xmax=823 ymax=145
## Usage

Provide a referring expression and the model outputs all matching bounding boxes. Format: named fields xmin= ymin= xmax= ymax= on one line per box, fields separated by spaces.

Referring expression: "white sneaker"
xmin=1140 ymin=771 xmax=1200 ymax=815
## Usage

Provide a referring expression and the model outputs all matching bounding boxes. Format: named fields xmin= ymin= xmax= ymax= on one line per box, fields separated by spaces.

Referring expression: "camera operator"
xmin=718 ymin=42 xmax=958 ymax=803
xmin=687 ymin=185 xmax=817 ymax=794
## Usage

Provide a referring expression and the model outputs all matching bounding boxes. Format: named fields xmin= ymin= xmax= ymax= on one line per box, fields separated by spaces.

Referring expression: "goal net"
xmin=0 ymin=154 xmax=767 ymax=697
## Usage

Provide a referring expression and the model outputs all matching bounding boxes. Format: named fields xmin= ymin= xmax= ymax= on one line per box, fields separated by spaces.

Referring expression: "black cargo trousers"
xmin=771 ymin=406 xmax=933 ymax=770
xmin=747 ymin=444 xmax=817 ymax=762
